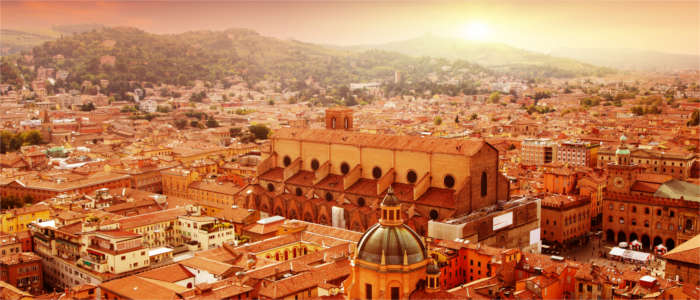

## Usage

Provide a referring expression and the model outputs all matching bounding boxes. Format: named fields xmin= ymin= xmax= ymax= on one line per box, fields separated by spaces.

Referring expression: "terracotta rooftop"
xmin=664 ymin=234 xmax=700 ymax=265
xmin=272 ymin=128 xmax=486 ymax=156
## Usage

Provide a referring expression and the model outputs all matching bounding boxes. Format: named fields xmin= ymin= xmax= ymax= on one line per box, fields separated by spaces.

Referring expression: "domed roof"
xmin=620 ymin=135 xmax=628 ymax=142
xmin=356 ymin=223 xmax=427 ymax=265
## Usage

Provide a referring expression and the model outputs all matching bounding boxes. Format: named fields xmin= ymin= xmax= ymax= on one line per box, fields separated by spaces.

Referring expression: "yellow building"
xmin=161 ymin=168 xmax=200 ymax=198
xmin=0 ymin=205 xmax=51 ymax=234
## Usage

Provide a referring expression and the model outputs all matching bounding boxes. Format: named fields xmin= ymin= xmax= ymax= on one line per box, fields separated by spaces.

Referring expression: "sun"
xmin=460 ymin=22 xmax=491 ymax=41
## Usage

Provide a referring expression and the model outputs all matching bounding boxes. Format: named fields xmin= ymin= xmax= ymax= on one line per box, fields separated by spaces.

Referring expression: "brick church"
xmin=242 ymin=108 xmax=510 ymax=234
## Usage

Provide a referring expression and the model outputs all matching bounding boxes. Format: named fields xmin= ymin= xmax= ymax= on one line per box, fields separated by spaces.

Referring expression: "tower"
xmin=607 ymin=135 xmax=642 ymax=193
xmin=325 ymin=107 xmax=353 ymax=130
xmin=346 ymin=187 xmax=428 ymax=300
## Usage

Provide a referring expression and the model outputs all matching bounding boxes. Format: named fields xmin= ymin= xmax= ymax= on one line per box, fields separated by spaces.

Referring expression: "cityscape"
xmin=0 ymin=1 xmax=699 ymax=299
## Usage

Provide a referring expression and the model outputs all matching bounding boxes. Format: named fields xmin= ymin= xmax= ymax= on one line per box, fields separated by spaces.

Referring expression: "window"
xmin=656 ymin=222 xmax=661 ymax=229
xmin=619 ymin=217 xmax=624 ymax=224
xmin=657 ymin=209 xmax=662 ymax=216
xmin=619 ymin=204 xmax=625 ymax=211
xmin=686 ymin=219 xmax=693 ymax=231
xmin=391 ymin=287 xmax=400 ymax=300
xmin=429 ymin=210 xmax=439 ymax=220
xmin=365 ymin=284 xmax=373 ymax=300
xmin=340 ymin=162 xmax=350 ymax=174
xmin=670 ymin=211 xmax=675 ymax=218
xmin=331 ymin=117 xmax=336 ymax=129
xmin=406 ymin=170 xmax=418 ymax=183
xmin=357 ymin=197 xmax=365 ymax=207
xmin=608 ymin=216 xmax=613 ymax=222
xmin=609 ymin=204 xmax=614 ymax=210
xmin=644 ymin=220 xmax=649 ymax=227
xmin=121 ymin=256 xmax=126 ymax=260
xmin=372 ymin=167 xmax=383 ymax=179
xmin=283 ymin=156 xmax=292 ymax=167
xmin=344 ymin=117 xmax=349 ymax=129
xmin=632 ymin=206 xmax=637 ymax=213
xmin=310 ymin=159 xmax=320 ymax=170
xmin=295 ymin=188 xmax=302 ymax=196
xmin=325 ymin=192 xmax=333 ymax=202
xmin=587 ymin=285 xmax=592 ymax=292
xmin=267 ymin=183 xmax=275 ymax=192
xmin=645 ymin=208 xmax=650 ymax=214
xmin=480 ymin=172 xmax=487 ymax=196
xmin=631 ymin=219 xmax=637 ymax=226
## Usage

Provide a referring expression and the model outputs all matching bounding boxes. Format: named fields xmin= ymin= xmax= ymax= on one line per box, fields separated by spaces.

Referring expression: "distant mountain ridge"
xmin=345 ymin=34 xmax=614 ymax=78
xmin=550 ymin=48 xmax=699 ymax=71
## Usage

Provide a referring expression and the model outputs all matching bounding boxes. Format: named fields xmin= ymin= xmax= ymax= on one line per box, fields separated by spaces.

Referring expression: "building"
xmin=0 ymin=172 xmax=131 ymax=202
xmin=541 ymin=195 xmax=591 ymax=248
xmin=521 ymin=138 xmax=557 ymax=166
xmin=0 ymin=252 xmax=43 ymax=294
xmin=0 ymin=234 xmax=22 ymax=257
xmin=78 ymin=230 xmax=150 ymax=275
xmin=177 ymin=215 xmax=236 ymax=251
xmin=248 ymin=108 xmax=509 ymax=234
xmin=0 ymin=204 xmax=51 ymax=234
xmin=597 ymin=140 xmax=696 ymax=180
xmin=663 ymin=234 xmax=700 ymax=285
xmin=345 ymin=188 xmax=431 ymax=299
xmin=602 ymin=137 xmax=700 ymax=250
xmin=556 ymin=141 xmax=599 ymax=168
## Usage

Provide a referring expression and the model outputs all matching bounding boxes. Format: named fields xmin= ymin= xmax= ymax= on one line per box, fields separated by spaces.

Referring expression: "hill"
xmin=0 ymin=24 xmax=105 ymax=55
xmin=5 ymin=27 xmax=491 ymax=96
xmin=550 ymin=48 xmax=700 ymax=71
xmin=346 ymin=34 xmax=614 ymax=78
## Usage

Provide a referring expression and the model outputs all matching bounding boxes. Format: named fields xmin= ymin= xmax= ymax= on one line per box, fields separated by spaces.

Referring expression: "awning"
xmin=608 ymin=247 xmax=650 ymax=262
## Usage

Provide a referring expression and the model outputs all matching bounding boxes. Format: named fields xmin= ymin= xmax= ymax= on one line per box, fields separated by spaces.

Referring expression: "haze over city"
xmin=3 ymin=1 xmax=699 ymax=55
xmin=0 ymin=1 xmax=699 ymax=300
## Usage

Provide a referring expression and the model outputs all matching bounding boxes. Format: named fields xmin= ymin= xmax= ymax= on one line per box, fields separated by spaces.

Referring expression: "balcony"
xmin=79 ymin=255 xmax=107 ymax=273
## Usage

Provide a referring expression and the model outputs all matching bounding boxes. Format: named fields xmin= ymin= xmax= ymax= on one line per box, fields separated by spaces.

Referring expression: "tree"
xmin=248 ymin=124 xmax=270 ymax=140
xmin=206 ymin=118 xmax=220 ymax=128
xmin=488 ymin=92 xmax=501 ymax=104
xmin=80 ymin=102 xmax=96 ymax=111
xmin=174 ymin=119 xmax=188 ymax=129
xmin=434 ymin=116 xmax=443 ymax=126
xmin=2 ymin=195 xmax=24 ymax=209
xmin=687 ymin=110 xmax=699 ymax=126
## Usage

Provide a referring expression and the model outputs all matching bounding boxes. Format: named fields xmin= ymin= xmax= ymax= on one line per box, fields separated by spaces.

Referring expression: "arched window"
xmin=357 ymin=197 xmax=365 ymax=207
xmin=267 ymin=183 xmax=275 ymax=192
xmin=295 ymin=187 xmax=303 ymax=196
xmin=480 ymin=172 xmax=487 ymax=197
xmin=311 ymin=159 xmax=320 ymax=170
xmin=283 ymin=156 xmax=291 ymax=167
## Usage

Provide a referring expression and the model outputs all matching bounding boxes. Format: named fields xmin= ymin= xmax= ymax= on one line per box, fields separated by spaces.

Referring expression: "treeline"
xmin=0 ymin=130 xmax=43 ymax=153
xmin=4 ymin=27 xmax=495 ymax=97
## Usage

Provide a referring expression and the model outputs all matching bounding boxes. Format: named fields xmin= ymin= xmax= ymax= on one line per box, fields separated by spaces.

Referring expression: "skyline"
xmin=2 ymin=1 xmax=699 ymax=56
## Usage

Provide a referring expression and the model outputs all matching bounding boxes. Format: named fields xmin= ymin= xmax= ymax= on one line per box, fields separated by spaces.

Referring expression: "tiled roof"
xmin=179 ymin=256 xmax=234 ymax=276
xmin=99 ymin=276 xmax=182 ymax=300
xmin=137 ymin=263 xmax=195 ymax=283
xmin=272 ymin=128 xmax=486 ymax=156
xmin=664 ymin=234 xmax=700 ymax=265
xmin=116 ymin=207 xmax=187 ymax=229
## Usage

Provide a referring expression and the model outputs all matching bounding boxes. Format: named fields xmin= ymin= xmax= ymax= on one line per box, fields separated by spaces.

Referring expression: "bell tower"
xmin=608 ymin=135 xmax=642 ymax=194
xmin=325 ymin=107 xmax=353 ymax=130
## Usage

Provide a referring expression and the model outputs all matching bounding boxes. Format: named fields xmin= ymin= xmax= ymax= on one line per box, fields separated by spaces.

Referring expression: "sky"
xmin=2 ymin=1 xmax=698 ymax=55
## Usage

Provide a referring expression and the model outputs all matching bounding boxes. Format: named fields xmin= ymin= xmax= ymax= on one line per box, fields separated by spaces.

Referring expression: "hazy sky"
xmin=2 ymin=1 xmax=698 ymax=55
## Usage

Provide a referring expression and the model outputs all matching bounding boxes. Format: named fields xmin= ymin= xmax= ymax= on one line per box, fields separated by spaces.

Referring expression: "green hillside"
xmin=347 ymin=34 xmax=614 ymax=78
xmin=5 ymin=27 xmax=491 ymax=94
